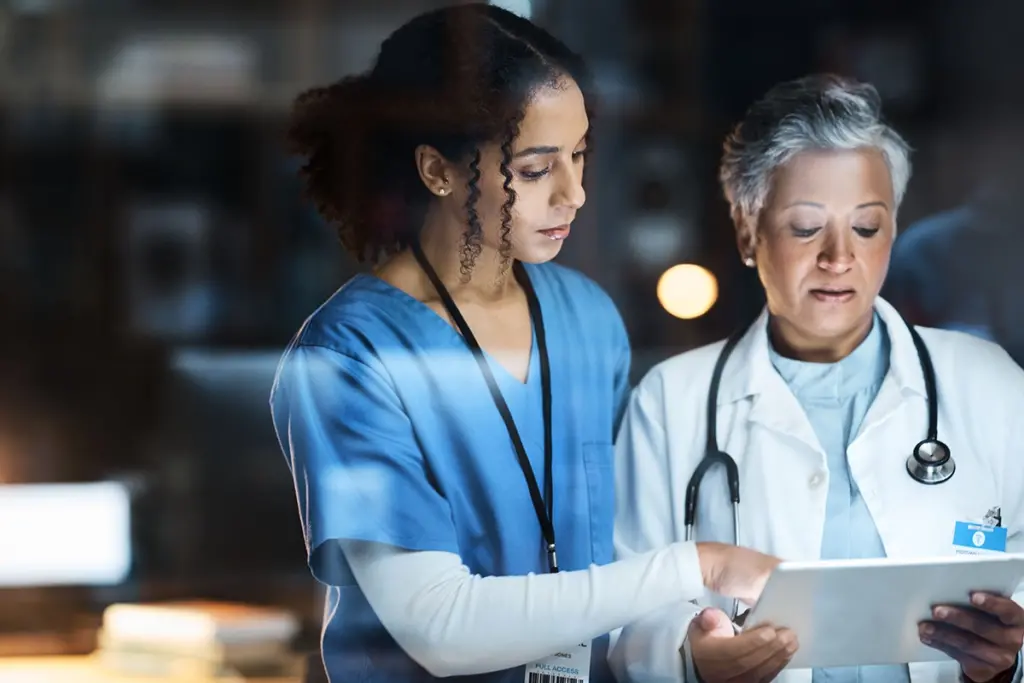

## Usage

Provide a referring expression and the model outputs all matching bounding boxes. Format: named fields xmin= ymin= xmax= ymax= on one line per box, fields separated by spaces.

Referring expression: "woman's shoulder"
xmin=289 ymin=274 xmax=423 ymax=355
xmin=269 ymin=274 xmax=430 ymax=399
xmin=917 ymin=325 xmax=1024 ymax=392
xmin=269 ymin=272 xmax=467 ymax=416
xmin=632 ymin=338 xmax=728 ymax=402
xmin=525 ymin=260 xmax=622 ymax=324
xmin=525 ymin=262 xmax=630 ymax=365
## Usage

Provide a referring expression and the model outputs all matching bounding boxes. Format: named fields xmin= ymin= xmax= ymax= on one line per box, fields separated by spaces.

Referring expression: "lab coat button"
xmin=809 ymin=472 xmax=825 ymax=488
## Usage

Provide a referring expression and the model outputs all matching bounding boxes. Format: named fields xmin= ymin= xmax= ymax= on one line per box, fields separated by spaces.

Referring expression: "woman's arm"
xmin=273 ymin=342 xmax=777 ymax=678
xmin=342 ymin=539 xmax=707 ymax=678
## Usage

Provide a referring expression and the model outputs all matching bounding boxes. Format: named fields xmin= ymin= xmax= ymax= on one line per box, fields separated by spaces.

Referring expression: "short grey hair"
xmin=719 ymin=74 xmax=912 ymax=221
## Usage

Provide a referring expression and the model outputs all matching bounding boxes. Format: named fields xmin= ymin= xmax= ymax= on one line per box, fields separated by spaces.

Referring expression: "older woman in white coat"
xmin=609 ymin=74 xmax=1024 ymax=683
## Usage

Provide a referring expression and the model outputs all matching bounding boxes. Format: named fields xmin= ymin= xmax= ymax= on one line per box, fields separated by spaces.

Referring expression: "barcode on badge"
xmin=527 ymin=674 xmax=583 ymax=683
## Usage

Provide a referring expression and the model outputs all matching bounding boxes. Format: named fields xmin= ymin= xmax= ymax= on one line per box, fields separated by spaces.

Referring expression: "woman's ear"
xmin=414 ymin=144 xmax=456 ymax=198
xmin=733 ymin=209 xmax=758 ymax=266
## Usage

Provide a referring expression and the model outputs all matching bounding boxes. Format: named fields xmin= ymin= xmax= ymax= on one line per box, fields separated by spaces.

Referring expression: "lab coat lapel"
xmin=848 ymin=298 xmax=937 ymax=558
xmin=717 ymin=308 xmax=823 ymax=456
xmin=746 ymin=373 xmax=822 ymax=455
xmin=713 ymin=308 xmax=828 ymax=563
xmin=851 ymin=299 xmax=928 ymax=444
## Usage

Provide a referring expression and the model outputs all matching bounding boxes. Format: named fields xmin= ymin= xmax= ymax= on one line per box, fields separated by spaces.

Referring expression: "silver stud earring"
xmin=438 ymin=187 xmax=448 ymax=196
xmin=744 ymin=256 xmax=755 ymax=268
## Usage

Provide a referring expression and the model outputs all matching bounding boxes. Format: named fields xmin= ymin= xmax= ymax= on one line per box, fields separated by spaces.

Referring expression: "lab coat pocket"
xmin=582 ymin=441 xmax=615 ymax=565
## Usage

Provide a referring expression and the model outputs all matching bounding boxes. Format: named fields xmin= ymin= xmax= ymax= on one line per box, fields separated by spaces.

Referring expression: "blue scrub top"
xmin=270 ymin=261 xmax=630 ymax=683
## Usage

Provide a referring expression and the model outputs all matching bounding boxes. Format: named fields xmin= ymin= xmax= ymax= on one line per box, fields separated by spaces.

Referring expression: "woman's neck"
xmin=768 ymin=313 xmax=874 ymax=363
xmin=376 ymin=215 xmax=519 ymax=304
xmin=415 ymin=226 xmax=517 ymax=303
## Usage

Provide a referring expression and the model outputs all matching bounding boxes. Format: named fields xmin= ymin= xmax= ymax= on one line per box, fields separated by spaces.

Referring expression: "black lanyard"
xmin=411 ymin=242 xmax=557 ymax=573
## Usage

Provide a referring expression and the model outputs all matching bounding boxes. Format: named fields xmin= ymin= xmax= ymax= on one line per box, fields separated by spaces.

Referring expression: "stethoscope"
xmin=683 ymin=312 xmax=954 ymax=618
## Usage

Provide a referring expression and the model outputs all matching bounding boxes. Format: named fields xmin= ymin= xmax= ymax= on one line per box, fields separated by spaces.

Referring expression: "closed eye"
xmin=519 ymin=168 xmax=549 ymax=180
xmin=519 ymin=149 xmax=588 ymax=181
xmin=791 ymin=226 xmax=822 ymax=238
xmin=854 ymin=226 xmax=880 ymax=238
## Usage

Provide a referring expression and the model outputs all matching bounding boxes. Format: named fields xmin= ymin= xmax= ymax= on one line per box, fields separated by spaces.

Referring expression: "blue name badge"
xmin=952 ymin=521 xmax=1008 ymax=555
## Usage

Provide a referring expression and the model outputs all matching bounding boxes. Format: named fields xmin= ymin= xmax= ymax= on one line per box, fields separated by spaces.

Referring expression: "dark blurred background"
xmin=0 ymin=0 xmax=1021 ymax=677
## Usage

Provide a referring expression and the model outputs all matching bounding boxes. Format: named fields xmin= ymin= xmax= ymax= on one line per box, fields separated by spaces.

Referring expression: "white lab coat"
xmin=609 ymin=297 xmax=1024 ymax=683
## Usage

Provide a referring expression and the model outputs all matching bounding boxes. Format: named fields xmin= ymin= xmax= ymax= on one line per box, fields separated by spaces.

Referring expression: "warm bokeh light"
xmin=656 ymin=263 xmax=719 ymax=319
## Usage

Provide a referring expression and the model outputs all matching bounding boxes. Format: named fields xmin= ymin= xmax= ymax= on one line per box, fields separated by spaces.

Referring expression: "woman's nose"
xmin=818 ymin=233 xmax=854 ymax=272
xmin=554 ymin=162 xmax=585 ymax=210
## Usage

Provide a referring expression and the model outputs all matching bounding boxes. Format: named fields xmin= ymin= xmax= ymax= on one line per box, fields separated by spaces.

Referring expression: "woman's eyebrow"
xmin=513 ymin=145 xmax=560 ymax=159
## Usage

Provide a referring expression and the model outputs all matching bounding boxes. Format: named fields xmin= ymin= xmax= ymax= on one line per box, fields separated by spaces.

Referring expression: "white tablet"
xmin=742 ymin=554 xmax=1024 ymax=669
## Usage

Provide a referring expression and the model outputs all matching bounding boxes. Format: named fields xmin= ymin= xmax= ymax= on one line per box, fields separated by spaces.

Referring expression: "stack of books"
xmin=95 ymin=600 xmax=300 ymax=678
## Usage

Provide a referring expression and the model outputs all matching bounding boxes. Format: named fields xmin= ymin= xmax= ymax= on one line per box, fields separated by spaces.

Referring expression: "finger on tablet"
xmin=969 ymin=592 xmax=1024 ymax=628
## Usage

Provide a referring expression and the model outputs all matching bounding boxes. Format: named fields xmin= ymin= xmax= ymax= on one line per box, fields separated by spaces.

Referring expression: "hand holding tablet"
xmin=687 ymin=606 xmax=798 ymax=682
xmin=920 ymin=589 xmax=1024 ymax=682
xmin=740 ymin=554 xmax=1024 ymax=670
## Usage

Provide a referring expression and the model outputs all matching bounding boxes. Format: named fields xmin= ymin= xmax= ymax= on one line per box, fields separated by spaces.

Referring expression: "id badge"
xmin=952 ymin=520 xmax=1007 ymax=556
xmin=524 ymin=641 xmax=591 ymax=683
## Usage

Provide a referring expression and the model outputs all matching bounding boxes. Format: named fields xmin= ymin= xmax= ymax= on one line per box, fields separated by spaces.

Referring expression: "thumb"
xmin=694 ymin=608 xmax=734 ymax=635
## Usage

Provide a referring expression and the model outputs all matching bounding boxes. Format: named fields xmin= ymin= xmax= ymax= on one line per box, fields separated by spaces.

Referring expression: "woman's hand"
xmin=696 ymin=542 xmax=781 ymax=605
xmin=688 ymin=607 xmax=797 ymax=682
xmin=919 ymin=592 xmax=1024 ymax=682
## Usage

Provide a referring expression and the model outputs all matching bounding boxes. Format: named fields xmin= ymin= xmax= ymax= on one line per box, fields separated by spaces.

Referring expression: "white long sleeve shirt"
xmin=340 ymin=539 xmax=706 ymax=678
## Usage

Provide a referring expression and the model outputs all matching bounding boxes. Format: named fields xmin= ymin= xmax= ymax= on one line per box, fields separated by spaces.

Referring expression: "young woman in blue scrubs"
xmin=270 ymin=5 xmax=783 ymax=682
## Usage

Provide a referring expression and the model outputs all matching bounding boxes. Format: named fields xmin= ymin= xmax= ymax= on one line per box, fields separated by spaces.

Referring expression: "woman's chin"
xmin=515 ymin=239 xmax=566 ymax=265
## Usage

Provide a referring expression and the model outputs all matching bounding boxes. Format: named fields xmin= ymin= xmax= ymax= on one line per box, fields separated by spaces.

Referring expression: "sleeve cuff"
xmin=609 ymin=600 xmax=701 ymax=683
xmin=671 ymin=542 xmax=706 ymax=601
xmin=681 ymin=633 xmax=698 ymax=683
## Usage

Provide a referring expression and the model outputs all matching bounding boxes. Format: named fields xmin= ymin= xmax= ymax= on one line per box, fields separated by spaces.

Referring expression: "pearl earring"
xmin=744 ymin=256 xmax=755 ymax=268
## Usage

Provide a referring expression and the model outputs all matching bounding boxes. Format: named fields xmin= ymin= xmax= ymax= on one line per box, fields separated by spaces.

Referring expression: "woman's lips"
xmin=539 ymin=225 xmax=570 ymax=240
xmin=810 ymin=288 xmax=855 ymax=303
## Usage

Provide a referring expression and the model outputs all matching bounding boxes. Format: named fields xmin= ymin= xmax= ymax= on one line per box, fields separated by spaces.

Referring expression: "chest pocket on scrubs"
xmin=582 ymin=442 xmax=615 ymax=564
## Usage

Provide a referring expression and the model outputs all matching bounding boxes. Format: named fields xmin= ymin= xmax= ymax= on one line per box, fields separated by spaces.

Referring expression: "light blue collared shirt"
xmin=768 ymin=314 xmax=911 ymax=683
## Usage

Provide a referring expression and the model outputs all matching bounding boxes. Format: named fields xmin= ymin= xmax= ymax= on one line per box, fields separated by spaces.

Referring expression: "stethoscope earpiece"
xmin=906 ymin=438 xmax=955 ymax=485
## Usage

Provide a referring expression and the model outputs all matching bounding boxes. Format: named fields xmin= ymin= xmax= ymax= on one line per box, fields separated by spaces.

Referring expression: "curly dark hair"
xmin=286 ymin=3 xmax=595 ymax=275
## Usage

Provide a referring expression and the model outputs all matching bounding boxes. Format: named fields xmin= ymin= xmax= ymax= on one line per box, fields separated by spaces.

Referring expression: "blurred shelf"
xmin=0 ymin=654 xmax=304 ymax=682
xmin=0 ymin=81 xmax=299 ymax=114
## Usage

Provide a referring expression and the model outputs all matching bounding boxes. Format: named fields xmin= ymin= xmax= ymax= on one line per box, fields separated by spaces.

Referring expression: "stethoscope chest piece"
xmin=906 ymin=438 xmax=955 ymax=485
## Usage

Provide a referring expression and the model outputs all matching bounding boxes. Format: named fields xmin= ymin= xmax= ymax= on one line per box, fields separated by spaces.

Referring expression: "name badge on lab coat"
xmin=952 ymin=521 xmax=1007 ymax=556
xmin=524 ymin=641 xmax=591 ymax=683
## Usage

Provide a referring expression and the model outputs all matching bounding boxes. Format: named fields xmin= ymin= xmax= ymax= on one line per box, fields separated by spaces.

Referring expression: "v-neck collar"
xmin=350 ymin=269 xmax=541 ymax=388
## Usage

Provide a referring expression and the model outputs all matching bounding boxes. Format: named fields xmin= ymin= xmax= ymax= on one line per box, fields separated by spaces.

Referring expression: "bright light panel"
xmin=0 ymin=482 xmax=132 ymax=587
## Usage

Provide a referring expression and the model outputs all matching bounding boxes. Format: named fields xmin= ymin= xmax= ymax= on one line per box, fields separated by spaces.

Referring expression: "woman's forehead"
xmin=768 ymin=148 xmax=894 ymax=210
xmin=514 ymin=80 xmax=589 ymax=149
